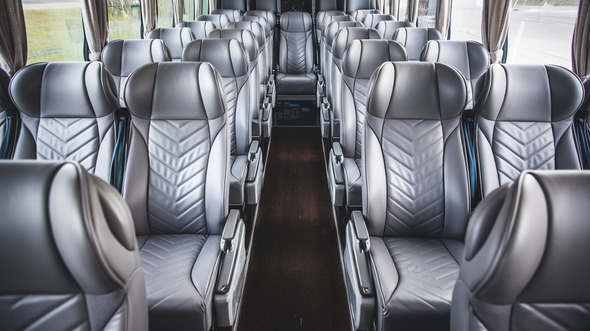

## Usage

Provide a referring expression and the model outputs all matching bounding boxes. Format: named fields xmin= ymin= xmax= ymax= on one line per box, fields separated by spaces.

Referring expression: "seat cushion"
xmin=370 ymin=237 xmax=463 ymax=331
xmin=276 ymin=73 xmax=317 ymax=95
xmin=138 ymin=234 xmax=221 ymax=331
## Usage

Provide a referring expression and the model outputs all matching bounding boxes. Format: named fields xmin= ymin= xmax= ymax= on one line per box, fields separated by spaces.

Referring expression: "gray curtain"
xmin=436 ymin=0 xmax=451 ymax=39
xmin=482 ymin=0 xmax=512 ymax=63
xmin=141 ymin=0 xmax=157 ymax=37
xmin=573 ymin=0 xmax=590 ymax=76
xmin=0 ymin=0 xmax=27 ymax=75
xmin=408 ymin=0 xmax=419 ymax=25
xmin=81 ymin=0 xmax=109 ymax=61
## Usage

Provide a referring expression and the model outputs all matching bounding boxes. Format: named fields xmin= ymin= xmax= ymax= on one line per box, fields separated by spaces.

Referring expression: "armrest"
xmin=320 ymin=102 xmax=330 ymax=122
xmin=220 ymin=209 xmax=241 ymax=253
xmin=261 ymin=99 xmax=272 ymax=121
xmin=247 ymin=140 xmax=261 ymax=182
xmin=330 ymin=142 xmax=344 ymax=185
xmin=351 ymin=211 xmax=370 ymax=253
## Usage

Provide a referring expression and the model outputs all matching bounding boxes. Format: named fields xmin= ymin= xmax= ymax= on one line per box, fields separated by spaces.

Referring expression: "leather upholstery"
xmin=364 ymin=62 xmax=469 ymax=330
xmin=421 ymin=40 xmax=490 ymax=109
xmin=317 ymin=0 xmax=338 ymax=11
xmin=123 ymin=62 xmax=229 ymax=330
xmin=240 ymin=16 xmax=273 ymax=77
xmin=182 ymin=39 xmax=251 ymax=206
xmin=146 ymin=27 xmax=194 ymax=61
xmin=102 ymin=39 xmax=171 ymax=107
xmin=452 ymin=170 xmax=590 ymax=331
xmin=196 ymin=14 xmax=230 ymax=29
xmin=323 ymin=21 xmax=363 ymax=100
xmin=346 ymin=0 xmax=377 ymax=12
xmin=277 ymin=11 xmax=317 ymax=95
xmin=316 ymin=10 xmax=346 ymax=44
xmin=393 ymin=27 xmax=443 ymax=61
xmin=376 ymin=20 xmax=415 ymax=40
xmin=474 ymin=64 xmax=583 ymax=198
xmin=228 ymin=21 xmax=268 ymax=84
xmin=349 ymin=8 xmax=381 ymax=22
xmin=320 ymin=15 xmax=351 ymax=74
xmin=244 ymin=10 xmax=276 ymax=29
xmin=363 ymin=13 xmax=395 ymax=29
xmin=0 ymin=161 xmax=147 ymax=330
xmin=339 ymin=40 xmax=407 ymax=207
xmin=217 ymin=0 xmax=247 ymax=12
xmin=211 ymin=8 xmax=242 ymax=22
xmin=10 ymin=62 xmax=118 ymax=182
xmin=176 ymin=20 xmax=215 ymax=39
xmin=0 ymin=69 xmax=14 ymax=154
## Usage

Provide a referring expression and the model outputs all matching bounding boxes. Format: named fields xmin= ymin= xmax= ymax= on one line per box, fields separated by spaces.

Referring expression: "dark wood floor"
xmin=236 ymin=127 xmax=351 ymax=331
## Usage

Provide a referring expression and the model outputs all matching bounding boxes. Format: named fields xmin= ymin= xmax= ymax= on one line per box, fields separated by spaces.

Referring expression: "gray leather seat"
xmin=393 ymin=27 xmax=442 ymax=61
xmin=344 ymin=62 xmax=469 ymax=331
xmin=183 ymin=39 xmax=264 ymax=206
xmin=10 ymin=62 xmax=118 ymax=183
xmin=196 ymin=14 xmax=230 ymax=29
xmin=244 ymin=10 xmax=276 ymax=31
xmin=330 ymin=27 xmax=380 ymax=140
xmin=228 ymin=21 xmax=268 ymax=86
xmin=102 ymin=39 xmax=171 ymax=107
xmin=474 ymin=64 xmax=584 ymax=199
xmin=0 ymin=161 xmax=148 ymax=330
xmin=376 ymin=20 xmax=415 ymax=40
xmin=123 ymin=62 xmax=247 ymax=330
xmin=0 ymin=69 xmax=16 ymax=159
xmin=328 ymin=40 xmax=407 ymax=208
xmin=320 ymin=14 xmax=351 ymax=75
xmin=240 ymin=15 xmax=273 ymax=80
xmin=362 ymin=13 xmax=395 ymax=29
xmin=316 ymin=10 xmax=346 ymax=45
xmin=349 ymin=8 xmax=381 ymax=22
xmin=176 ymin=20 xmax=215 ymax=39
xmin=146 ymin=27 xmax=194 ymax=61
xmin=211 ymin=8 xmax=242 ymax=22
xmin=216 ymin=0 xmax=247 ymax=12
xmin=452 ymin=170 xmax=590 ymax=331
xmin=276 ymin=11 xmax=317 ymax=96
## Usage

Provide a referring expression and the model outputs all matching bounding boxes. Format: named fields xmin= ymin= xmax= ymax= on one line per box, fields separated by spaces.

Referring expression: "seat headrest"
xmin=463 ymin=170 xmax=590 ymax=303
xmin=210 ymin=8 xmax=242 ymax=22
xmin=10 ymin=62 xmax=117 ymax=118
xmin=333 ymin=27 xmax=381 ymax=60
xmin=182 ymin=39 xmax=249 ymax=78
xmin=326 ymin=21 xmax=364 ymax=48
xmin=367 ymin=62 xmax=467 ymax=120
xmin=421 ymin=40 xmax=490 ymax=81
xmin=146 ymin=27 xmax=194 ymax=59
xmin=244 ymin=10 xmax=276 ymax=29
xmin=241 ymin=15 xmax=271 ymax=36
xmin=363 ymin=13 xmax=395 ymax=28
xmin=476 ymin=64 xmax=583 ymax=122
xmin=208 ymin=28 xmax=259 ymax=62
xmin=322 ymin=15 xmax=352 ymax=36
xmin=279 ymin=11 xmax=313 ymax=32
xmin=376 ymin=20 xmax=415 ymax=40
xmin=124 ymin=62 xmax=226 ymax=121
xmin=349 ymin=9 xmax=381 ymax=22
xmin=394 ymin=27 xmax=443 ymax=60
xmin=102 ymin=39 xmax=171 ymax=77
xmin=343 ymin=40 xmax=407 ymax=79
xmin=176 ymin=21 xmax=215 ymax=39
xmin=317 ymin=10 xmax=345 ymax=28
xmin=227 ymin=21 xmax=266 ymax=47
xmin=196 ymin=14 xmax=230 ymax=29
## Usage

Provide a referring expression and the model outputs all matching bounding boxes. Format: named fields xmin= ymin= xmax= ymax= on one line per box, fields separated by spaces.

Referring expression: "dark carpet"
xmin=236 ymin=127 xmax=351 ymax=331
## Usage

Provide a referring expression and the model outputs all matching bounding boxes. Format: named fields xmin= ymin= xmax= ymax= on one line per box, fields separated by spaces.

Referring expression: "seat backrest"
xmin=123 ymin=62 xmax=229 ymax=236
xmin=0 ymin=69 xmax=15 ymax=158
xmin=244 ymin=10 xmax=276 ymax=29
xmin=316 ymin=10 xmax=346 ymax=44
xmin=364 ymin=62 xmax=469 ymax=239
xmin=196 ymin=14 xmax=230 ymax=29
xmin=320 ymin=15 xmax=351 ymax=73
xmin=376 ymin=20 xmax=415 ymax=40
xmin=346 ymin=0 xmax=377 ymax=12
xmin=0 ymin=161 xmax=147 ymax=330
xmin=422 ymin=40 xmax=490 ymax=109
xmin=146 ymin=27 xmax=194 ymax=61
xmin=323 ymin=21 xmax=363 ymax=88
xmin=176 ymin=20 xmax=215 ymax=39
xmin=349 ymin=8 xmax=381 ymax=22
xmin=362 ymin=13 xmax=395 ymax=29
xmin=474 ymin=64 xmax=584 ymax=198
xmin=340 ymin=40 xmax=407 ymax=159
xmin=102 ymin=39 xmax=171 ymax=107
xmin=211 ymin=8 xmax=242 ymax=22
xmin=182 ymin=39 xmax=251 ymax=157
xmin=228 ymin=21 xmax=268 ymax=82
xmin=240 ymin=16 xmax=272 ymax=75
xmin=278 ymin=11 xmax=314 ymax=75
xmin=217 ymin=0 xmax=247 ymax=12
xmin=10 ymin=62 xmax=118 ymax=182
xmin=452 ymin=170 xmax=590 ymax=331
xmin=393 ymin=27 xmax=442 ymax=61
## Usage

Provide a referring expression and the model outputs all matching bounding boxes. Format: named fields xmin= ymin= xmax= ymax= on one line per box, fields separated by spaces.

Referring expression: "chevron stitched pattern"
xmin=37 ymin=118 xmax=100 ymax=174
xmin=0 ymin=294 xmax=89 ymax=330
xmin=221 ymin=77 xmax=237 ymax=156
xmin=139 ymin=234 xmax=208 ymax=310
xmin=148 ymin=120 xmax=209 ymax=234
xmin=353 ymin=79 xmax=370 ymax=159
xmin=512 ymin=303 xmax=590 ymax=331
xmin=382 ymin=120 xmax=445 ymax=237
xmin=493 ymin=121 xmax=555 ymax=186
xmin=286 ymin=32 xmax=308 ymax=74
xmin=383 ymin=238 xmax=459 ymax=313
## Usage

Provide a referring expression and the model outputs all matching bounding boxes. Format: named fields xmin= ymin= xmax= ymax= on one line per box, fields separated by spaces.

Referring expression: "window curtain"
xmin=408 ymin=0 xmax=419 ymax=25
xmin=436 ymin=0 xmax=451 ymax=39
xmin=0 ymin=0 xmax=27 ymax=75
xmin=173 ymin=0 xmax=184 ymax=25
xmin=482 ymin=0 xmax=512 ymax=63
xmin=141 ymin=0 xmax=157 ymax=37
xmin=573 ymin=0 xmax=590 ymax=76
xmin=81 ymin=0 xmax=109 ymax=61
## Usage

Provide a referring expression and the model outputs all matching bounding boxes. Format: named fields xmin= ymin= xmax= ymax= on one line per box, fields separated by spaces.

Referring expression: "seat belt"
xmin=0 ymin=108 xmax=18 ymax=159
xmin=110 ymin=108 xmax=131 ymax=192
xmin=311 ymin=0 xmax=319 ymax=73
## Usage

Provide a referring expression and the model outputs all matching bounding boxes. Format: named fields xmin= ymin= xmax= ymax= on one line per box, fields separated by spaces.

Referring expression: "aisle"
xmin=236 ymin=127 xmax=351 ymax=331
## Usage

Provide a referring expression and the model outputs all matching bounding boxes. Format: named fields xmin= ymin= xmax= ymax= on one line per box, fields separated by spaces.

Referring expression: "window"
xmin=450 ymin=0 xmax=483 ymax=42
xmin=108 ymin=0 xmax=142 ymax=40
xmin=507 ymin=0 xmax=577 ymax=67
xmin=23 ymin=0 xmax=85 ymax=63
xmin=417 ymin=0 xmax=437 ymax=28
xmin=157 ymin=0 xmax=174 ymax=27
xmin=397 ymin=0 xmax=408 ymax=21
xmin=181 ymin=0 xmax=195 ymax=22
